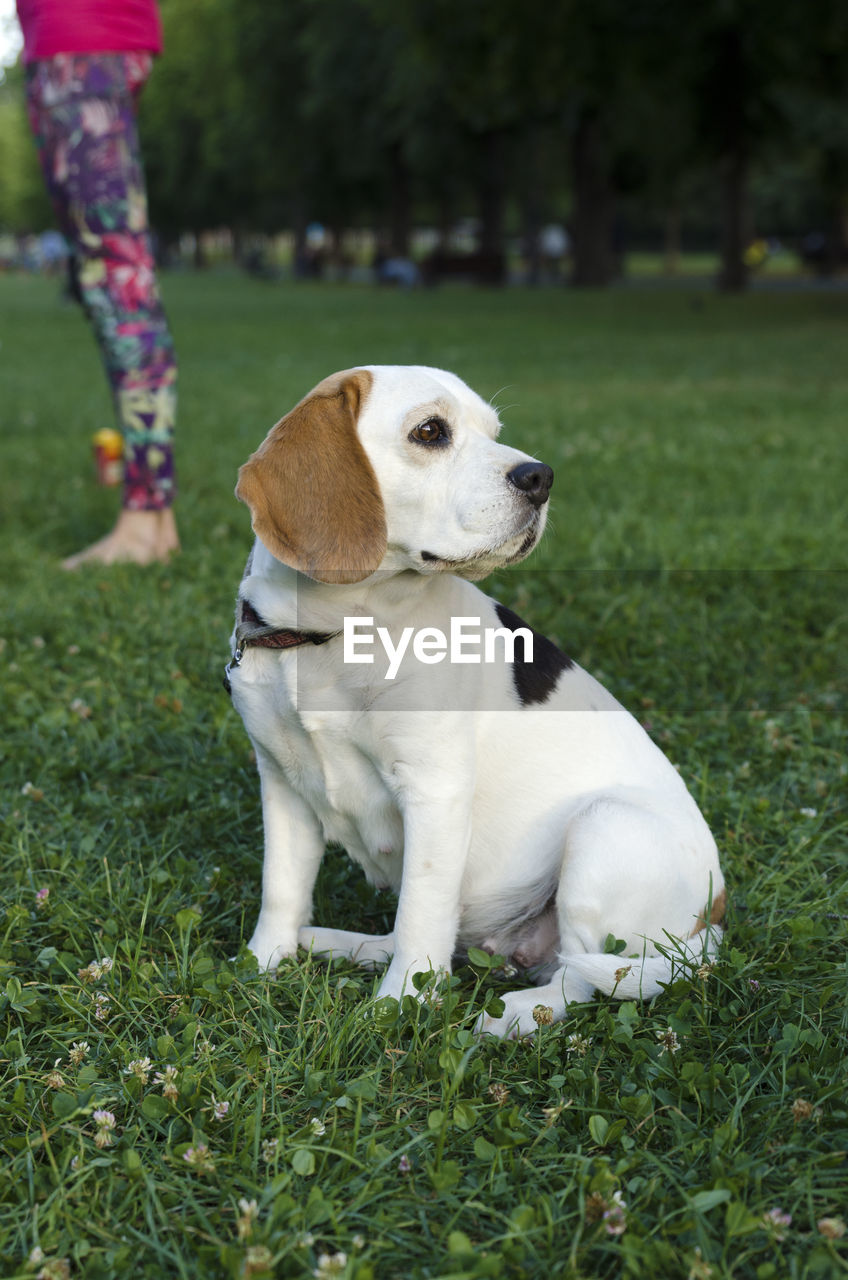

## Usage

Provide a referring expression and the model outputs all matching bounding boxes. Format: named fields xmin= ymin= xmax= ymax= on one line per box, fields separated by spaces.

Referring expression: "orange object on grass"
xmin=92 ymin=427 xmax=124 ymax=486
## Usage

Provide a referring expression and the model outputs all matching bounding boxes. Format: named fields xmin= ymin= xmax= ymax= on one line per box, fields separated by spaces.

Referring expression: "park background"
xmin=1 ymin=3 xmax=847 ymax=1279
xmin=1 ymin=0 xmax=848 ymax=284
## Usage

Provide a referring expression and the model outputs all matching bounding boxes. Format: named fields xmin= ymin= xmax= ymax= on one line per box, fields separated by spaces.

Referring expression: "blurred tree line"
xmin=1 ymin=0 xmax=847 ymax=289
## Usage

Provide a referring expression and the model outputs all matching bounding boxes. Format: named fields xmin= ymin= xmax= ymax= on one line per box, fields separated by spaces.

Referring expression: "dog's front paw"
xmin=246 ymin=929 xmax=298 ymax=971
xmin=376 ymin=960 xmax=449 ymax=1004
xmin=376 ymin=964 xmax=411 ymax=1003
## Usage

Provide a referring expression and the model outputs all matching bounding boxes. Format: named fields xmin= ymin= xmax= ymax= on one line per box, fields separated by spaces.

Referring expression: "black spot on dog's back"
xmin=494 ymin=603 xmax=574 ymax=706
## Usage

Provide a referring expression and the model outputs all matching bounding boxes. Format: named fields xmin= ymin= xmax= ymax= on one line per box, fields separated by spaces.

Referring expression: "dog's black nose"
xmin=507 ymin=461 xmax=554 ymax=508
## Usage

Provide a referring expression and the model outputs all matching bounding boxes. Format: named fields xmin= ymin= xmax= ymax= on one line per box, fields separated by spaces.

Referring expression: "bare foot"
xmin=62 ymin=508 xmax=180 ymax=570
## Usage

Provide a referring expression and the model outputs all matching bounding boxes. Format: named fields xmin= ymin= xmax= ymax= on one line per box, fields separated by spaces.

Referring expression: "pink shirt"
xmin=17 ymin=0 xmax=163 ymax=62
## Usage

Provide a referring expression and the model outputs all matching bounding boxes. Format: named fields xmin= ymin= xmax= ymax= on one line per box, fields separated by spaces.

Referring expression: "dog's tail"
xmin=563 ymin=927 xmax=724 ymax=1001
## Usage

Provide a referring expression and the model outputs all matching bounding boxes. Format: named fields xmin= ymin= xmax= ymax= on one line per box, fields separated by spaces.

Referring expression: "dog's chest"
xmin=303 ymin=731 xmax=404 ymax=886
xmin=236 ymin=666 xmax=405 ymax=887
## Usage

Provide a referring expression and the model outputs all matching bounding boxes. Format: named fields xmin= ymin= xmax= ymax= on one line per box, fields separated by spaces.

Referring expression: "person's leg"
xmin=26 ymin=53 xmax=179 ymax=566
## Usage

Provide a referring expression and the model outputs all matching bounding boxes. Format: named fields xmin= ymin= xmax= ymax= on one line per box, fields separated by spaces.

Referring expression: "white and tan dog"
xmin=228 ymin=366 xmax=725 ymax=1036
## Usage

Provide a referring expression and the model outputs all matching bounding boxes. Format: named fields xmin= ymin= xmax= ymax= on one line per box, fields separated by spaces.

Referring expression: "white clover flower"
xmin=36 ymin=1260 xmax=70 ymax=1280
xmin=153 ymin=1065 xmax=179 ymax=1101
xmin=68 ymin=1041 xmax=90 ymax=1066
xmin=183 ymin=1143 xmax=215 ymax=1172
xmin=243 ymin=1245 xmax=273 ymax=1275
xmin=92 ymin=1110 xmax=116 ymax=1148
xmin=78 ymin=956 xmax=113 ymax=983
xmin=236 ymin=1198 xmax=259 ymax=1241
xmin=313 ymin=1253 xmax=347 ymax=1276
xmin=817 ymin=1217 xmax=846 ymax=1240
xmin=687 ymin=1247 xmax=714 ymax=1279
xmin=657 ymin=1027 xmax=680 ymax=1054
xmin=45 ymin=1059 xmax=65 ymax=1090
xmin=123 ymin=1057 xmax=153 ymax=1085
xmin=603 ymin=1203 xmax=627 ymax=1236
xmin=542 ymin=1098 xmax=571 ymax=1126
xmin=763 ymin=1208 xmax=792 ymax=1241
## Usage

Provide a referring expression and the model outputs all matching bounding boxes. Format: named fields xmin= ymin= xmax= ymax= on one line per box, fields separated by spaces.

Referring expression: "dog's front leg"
xmin=377 ymin=791 xmax=472 ymax=1002
xmin=246 ymin=750 xmax=325 ymax=970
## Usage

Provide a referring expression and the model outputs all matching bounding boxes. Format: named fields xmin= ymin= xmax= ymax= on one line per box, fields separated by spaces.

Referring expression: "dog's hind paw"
xmin=475 ymin=988 xmax=564 ymax=1039
xmin=475 ymin=1010 xmax=522 ymax=1039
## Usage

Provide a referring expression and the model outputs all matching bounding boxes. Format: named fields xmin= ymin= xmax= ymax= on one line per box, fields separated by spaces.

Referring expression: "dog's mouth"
xmin=420 ymin=517 xmax=541 ymax=573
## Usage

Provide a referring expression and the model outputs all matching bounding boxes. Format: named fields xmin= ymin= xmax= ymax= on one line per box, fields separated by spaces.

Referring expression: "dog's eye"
xmin=410 ymin=417 xmax=449 ymax=445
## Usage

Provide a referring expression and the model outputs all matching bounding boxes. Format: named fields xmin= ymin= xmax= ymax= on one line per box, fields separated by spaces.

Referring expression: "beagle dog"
xmin=229 ymin=366 xmax=724 ymax=1036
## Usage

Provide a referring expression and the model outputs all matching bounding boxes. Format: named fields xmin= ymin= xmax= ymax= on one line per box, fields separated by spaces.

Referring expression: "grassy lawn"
xmin=0 ymin=272 xmax=846 ymax=1279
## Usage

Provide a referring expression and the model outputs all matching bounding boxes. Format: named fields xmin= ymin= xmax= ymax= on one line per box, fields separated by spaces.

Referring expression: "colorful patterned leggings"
xmin=26 ymin=52 xmax=176 ymax=510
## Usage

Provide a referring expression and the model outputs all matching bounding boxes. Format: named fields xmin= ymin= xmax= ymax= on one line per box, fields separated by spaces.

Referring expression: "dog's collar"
xmin=236 ymin=598 xmax=338 ymax=652
xmin=224 ymin=597 xmax=339 ymax=693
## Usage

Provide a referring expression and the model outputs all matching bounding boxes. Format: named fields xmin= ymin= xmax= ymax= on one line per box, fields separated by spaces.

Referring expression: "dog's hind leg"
xmin=478 ymin=797 xmax=719 ymax=1038
xmin=299 ymin=926 xmax=394 ymax=968
xmin=476 ymin=935 xmax=595 ymax=1038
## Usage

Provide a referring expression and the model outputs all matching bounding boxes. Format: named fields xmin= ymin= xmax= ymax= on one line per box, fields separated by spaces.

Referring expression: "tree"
xmin=0 ymin=63 xmax=53 ymax=232
xmin=140 ymin=0 xmax=246 ymax=251
xmin=772 ymin=0 xmax=848 ymax=272
xmin=685 ymin=0 xmax=820 ymax=291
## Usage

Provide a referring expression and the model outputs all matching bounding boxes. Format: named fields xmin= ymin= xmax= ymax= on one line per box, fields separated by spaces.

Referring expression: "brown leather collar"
xmin=237 ymin=599 xmax=338 ymax=651
xmin=224 ymin=598 xmax=339 ymax=694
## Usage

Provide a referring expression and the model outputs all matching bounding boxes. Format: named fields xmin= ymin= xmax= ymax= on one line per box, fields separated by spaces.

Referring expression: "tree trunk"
xmin=291 ymin=198 xmax=309 ymax=278
xmin=570 ymin=107 xmax=616 ymax=287
xmin=520 ymin=129 xmax=544 ymax=286
xmin=232 ymin=226 xmax=244 ymax=267
xmin=388 ymin=141 xmax=411 ymax=258
xmin=821 ymin=148 xmax=848 ymax=276
xmin=713 ymin=22 xmax=750 ymax=293
xmin=475 ymin=130 xmax=507 ymax=271
xmin=663 ymin=204 xmax=681 ymax=276
xmin=192 ymin=230 xmax=207 ymax=270
xmin=716 ymin=145 xmax=750 ymax=292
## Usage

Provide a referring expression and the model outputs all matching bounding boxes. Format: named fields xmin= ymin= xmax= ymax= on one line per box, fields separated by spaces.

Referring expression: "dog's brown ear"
xmin=235 ymin=369 xmax=385 ymax=584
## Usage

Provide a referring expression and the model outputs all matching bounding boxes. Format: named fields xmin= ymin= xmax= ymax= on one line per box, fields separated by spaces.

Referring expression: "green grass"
xmin=0 ymin=273 xmax=846 ymax=1279
xmin=623 ymin=250 xmax=812 ymax=279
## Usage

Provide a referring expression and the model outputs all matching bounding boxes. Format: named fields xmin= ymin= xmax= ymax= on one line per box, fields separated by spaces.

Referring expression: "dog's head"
xmin=236 ymin=366 xmax=553 ymax=584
